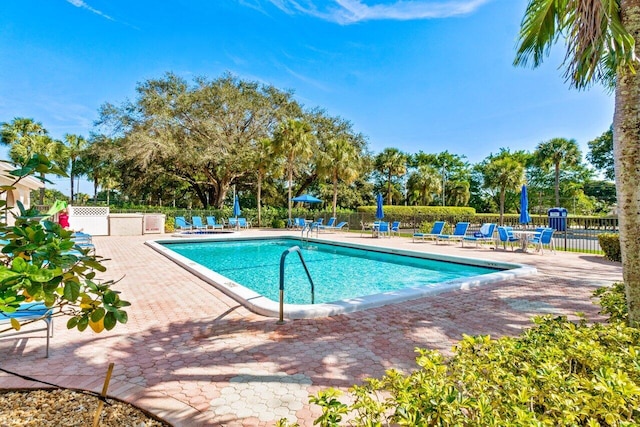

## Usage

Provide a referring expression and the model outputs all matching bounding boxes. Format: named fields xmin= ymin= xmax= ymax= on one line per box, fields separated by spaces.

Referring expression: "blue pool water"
xmin=162 ymin=238 xmax=501 ymax=304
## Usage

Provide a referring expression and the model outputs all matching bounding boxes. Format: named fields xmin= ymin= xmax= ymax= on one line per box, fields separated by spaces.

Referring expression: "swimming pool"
xmin=147 ymin=236 xmax=536 ymax=319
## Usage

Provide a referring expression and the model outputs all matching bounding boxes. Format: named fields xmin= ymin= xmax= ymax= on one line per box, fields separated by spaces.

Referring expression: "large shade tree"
xmin=515 ymin=0 xmax=640 ymax=325
xmin=98 ymin=73 xmax=299 ymax=208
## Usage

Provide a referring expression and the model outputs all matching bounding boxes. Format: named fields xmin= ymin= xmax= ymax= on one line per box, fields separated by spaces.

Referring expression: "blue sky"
xmin=1 ymin=0 xmax=613 ymax=195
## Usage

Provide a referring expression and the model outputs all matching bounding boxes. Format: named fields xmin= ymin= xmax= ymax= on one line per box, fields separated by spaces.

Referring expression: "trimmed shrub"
xmin=271 ymin=218 xmax=286 ymax=229
xmin=598 ymin=233 xmax=621 ymax=262
xmin=165 ymin=217 xmax=175 ymax=233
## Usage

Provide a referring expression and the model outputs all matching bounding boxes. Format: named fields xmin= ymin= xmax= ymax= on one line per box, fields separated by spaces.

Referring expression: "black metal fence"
xmin=315 ymin=212 xmax=617 ymax=255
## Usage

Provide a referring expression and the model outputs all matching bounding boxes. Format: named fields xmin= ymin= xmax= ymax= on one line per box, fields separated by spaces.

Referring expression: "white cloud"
xmin=254 ymin=0 xmax=492 ymax=24
xmin=65 ymin=0 xmax=115 ymax=21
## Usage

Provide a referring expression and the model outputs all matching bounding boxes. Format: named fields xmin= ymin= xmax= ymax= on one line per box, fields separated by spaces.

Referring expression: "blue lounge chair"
xmin=462 ymin=223 xmax=496 ymax=248
xmin=71 ymin=231 xmax=95 ymax=252
xmin=390 ymin=221 xmax=401 ymax=237
xmin=227 ymin=218 xmax=238 ymax=229
xmin=436 ymin=222 xmax=470 ymax=244
xmin=529 ymin=228 xmax=555 ymax=254
xmin=175 ymin=216 xmax=192 ymax=231
xmin=206 ymin=216 xmax=224 ymax=230
xmin=413 ymin=221 xmax=446 ymax=242
xmin=191 ymin=216 xmax=207 ymax=230
xmin=319 ymin=217 xmax=336 ymax=231
xmin=323 ymin=221 xmax=349 ymax=232
xmin=0 ymin=302 xmax=53 ymax=357
xmin=496 ymin=226 xmax=520 ymax=251
xmin=238 ymin=218 xmax=251 ymax=229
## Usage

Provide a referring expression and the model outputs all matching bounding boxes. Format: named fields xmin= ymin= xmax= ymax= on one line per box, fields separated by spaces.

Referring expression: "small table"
xmin=510 ymin=230 xmax=538 ymax=252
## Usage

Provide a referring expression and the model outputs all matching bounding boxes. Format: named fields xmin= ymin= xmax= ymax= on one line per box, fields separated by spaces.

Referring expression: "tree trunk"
xmin=257 ymin=176 xmax=262 ymax=227
xmin=387 ymin=171 xmax=392 ymax=205
xmin=287 ymin=167 xmax=293 ymax=222
xmin=499 ymin=189 xmax=505 ymax=225
xmin=615 ymin=0 xmax=640 ymax=326
xmin=554 ymin=163 xmax=560 ymax=206
xmin=39 ymin=173 xmax=45 ymax=205
xmin=70 ymin=172 xmax=75 ymax=204
xmin=332 ymin=176 xmax=338 ymax=218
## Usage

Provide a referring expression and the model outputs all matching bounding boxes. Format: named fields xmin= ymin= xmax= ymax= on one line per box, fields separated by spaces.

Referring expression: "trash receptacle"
xmin=548 ymin=207 xmax=568 ymax=231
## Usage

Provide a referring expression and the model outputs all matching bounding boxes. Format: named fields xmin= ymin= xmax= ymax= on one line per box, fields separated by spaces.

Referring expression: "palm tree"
xmin=272 ymin=118 xmax=315 ymax=222
xmin=514 ymin=0 xmax=640 ymax=325
xmin=253 ymin=138 xmax=280 ymax=227
xmin=0 ymin=118 xmax=65 ymax=204
xmin=406 ymin=165 xmax=441 ymax=205
xmin=534 ymin=138 xmax=581 ymax=207
xmin=446 ymin=180 xmax=471 ymax=206
xmin=482 ymin=157 xmax=525 ymax=225
xmin=375 ymin=148 xmax=407 ymax=205
xmin=317 ymin=138 xmax=360 ymax=217
xmin=63 ymin=134 xmax=89 ymax=204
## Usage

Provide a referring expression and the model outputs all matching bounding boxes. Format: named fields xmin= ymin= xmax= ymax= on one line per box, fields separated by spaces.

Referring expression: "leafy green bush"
xmin=598 ymin=233 xmax=621 ymax=262
xmin=0 ymin=156 xmax=130 ymax=334
xmin=165 ymin=216 xmax=175 ymax=233
xmin=280 ymin=284 xmax=639 ymax=426
xmin=271 ymin=218 xmax=286 ymax=229
xmin=593 ymin=282 xmax=627 ymax=323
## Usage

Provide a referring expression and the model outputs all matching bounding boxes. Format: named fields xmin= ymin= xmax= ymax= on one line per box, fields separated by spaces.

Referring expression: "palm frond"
xmin=514 ymin=0 xmax=565 ymax=67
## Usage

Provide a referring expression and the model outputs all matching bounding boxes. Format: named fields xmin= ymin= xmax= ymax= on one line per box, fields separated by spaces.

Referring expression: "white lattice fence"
xmin=69 ymin=206 xmax=109 ymax=236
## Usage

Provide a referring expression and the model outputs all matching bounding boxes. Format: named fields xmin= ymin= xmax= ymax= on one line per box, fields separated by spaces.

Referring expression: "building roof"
xmin=0 ymin=161 xmax=46 ymax=190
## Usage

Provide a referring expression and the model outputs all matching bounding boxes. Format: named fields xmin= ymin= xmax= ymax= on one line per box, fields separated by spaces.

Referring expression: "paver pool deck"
xmin=0 ymin=229 xmax=622 ymax=426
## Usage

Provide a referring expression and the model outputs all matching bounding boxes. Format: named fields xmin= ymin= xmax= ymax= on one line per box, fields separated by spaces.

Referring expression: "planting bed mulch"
xmin=0 ymin=389 xmax=171 ymax=426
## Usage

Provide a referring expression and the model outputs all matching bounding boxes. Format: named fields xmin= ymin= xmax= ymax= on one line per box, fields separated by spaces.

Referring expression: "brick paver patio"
xmin=0 ymin=230 xmax=622 ymax=426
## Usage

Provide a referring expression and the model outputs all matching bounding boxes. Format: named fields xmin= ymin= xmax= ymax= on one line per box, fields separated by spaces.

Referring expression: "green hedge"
xmin=598 ymin=233 xmax=621 ymax=262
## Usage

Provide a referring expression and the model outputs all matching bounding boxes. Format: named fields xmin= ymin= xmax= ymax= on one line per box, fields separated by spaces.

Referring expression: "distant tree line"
xmin=1 ymin=72 xmax=616 ymax=226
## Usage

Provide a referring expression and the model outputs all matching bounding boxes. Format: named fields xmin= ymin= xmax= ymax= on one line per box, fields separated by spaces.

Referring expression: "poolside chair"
xmin=324 ymin=221 xmax=349 ymax=232
xmin=71 ymin=231 xmax=95 ymax=252
xmin=319 ymin=217 xmax=336 ymax=232
xmin=191 ymin=216 xmax=207 ymax=230
xmin=390 ymin=221 xmax=401 ymax=237
xmin=227 ymin=218 xmax=238 ymax=229
xmin=375 ymin=221 xmax=390 ymax=238
xmin=175 ymin=216 xmax=192 ymax=231
xmin=238 ymin=218 xmax=251 ymax=229
xmin=0 ymin=302 xmax=53 ymax=358
xmin=436 ymin=222 xmax=470 ymax=244
xmin=360 ymin=220 xmax=372 ymax=237
xmin=413 ymin=221 xmax=446 ymax=242
xmin=206 ymin=216 xmax=224 ymax=230
xmin=529 ymin=228 xmax=555 ymax=254
xmin=496 ymin=226 xmax=520 ymax=251
xmin=462 ymin=223 xmax=496 ymax=248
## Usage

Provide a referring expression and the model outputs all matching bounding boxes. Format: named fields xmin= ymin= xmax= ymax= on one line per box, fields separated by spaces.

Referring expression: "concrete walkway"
xmin=0 ymin=230 xmax=622 ymax=426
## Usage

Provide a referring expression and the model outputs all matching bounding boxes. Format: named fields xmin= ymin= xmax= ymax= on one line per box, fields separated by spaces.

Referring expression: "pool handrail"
xmin=278 ymin=246 xmax=315 ymax=324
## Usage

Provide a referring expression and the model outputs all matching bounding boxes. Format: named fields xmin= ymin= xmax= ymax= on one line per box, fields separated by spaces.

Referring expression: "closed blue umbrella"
xmin=233 ymin=194 xmax=241 ymax=218
xmin=519 ymin=184 xmax=531 ymax=225
xmin=375 ymin=193 xmax=384 ymax=220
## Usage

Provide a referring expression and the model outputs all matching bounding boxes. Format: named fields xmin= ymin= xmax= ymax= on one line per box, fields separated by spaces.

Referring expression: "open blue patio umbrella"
xmin=291 ymin=194 xmax=322 ymax=203
xmin=375 ymin=193 xmax=384 ymax=220
xmin=519 ymin=184 xmax=531 ymax=225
